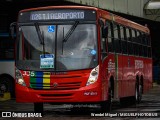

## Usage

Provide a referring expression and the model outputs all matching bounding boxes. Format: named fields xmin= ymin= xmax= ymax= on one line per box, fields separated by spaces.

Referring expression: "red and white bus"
xmin=11 ymin=6 xmax=152 ymax=112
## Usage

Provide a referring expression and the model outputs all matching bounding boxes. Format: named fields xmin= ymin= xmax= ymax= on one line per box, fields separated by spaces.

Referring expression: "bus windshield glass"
xmin=16 ymin=23 xmax=98 ymax=71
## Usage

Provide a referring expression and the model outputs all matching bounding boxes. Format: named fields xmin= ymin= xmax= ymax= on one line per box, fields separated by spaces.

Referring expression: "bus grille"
xmin=30 ymin=82 xmax=82 ymax=90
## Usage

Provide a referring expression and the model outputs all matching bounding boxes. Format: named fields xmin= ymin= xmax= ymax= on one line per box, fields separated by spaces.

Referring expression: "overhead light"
xmin=144 ymin=0 xmax=160 ymax=10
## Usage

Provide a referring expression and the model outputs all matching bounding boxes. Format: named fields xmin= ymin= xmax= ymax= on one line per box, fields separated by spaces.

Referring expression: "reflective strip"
xmin=36 ymin=72 xmax=43 ymax=89
xmin=43 ymin=72 xmax=50 ymax=89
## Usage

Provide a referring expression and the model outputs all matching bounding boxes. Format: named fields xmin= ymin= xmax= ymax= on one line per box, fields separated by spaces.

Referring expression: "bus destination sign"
xmin=18 ymin=9 xmax=96 ymax=22
xmin=30 ymin=11 xmax=85 ymax=20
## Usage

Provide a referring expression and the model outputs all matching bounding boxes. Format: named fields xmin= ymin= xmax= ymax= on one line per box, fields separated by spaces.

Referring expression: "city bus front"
xmin=15 ymin=8 xmax=102 ymax=103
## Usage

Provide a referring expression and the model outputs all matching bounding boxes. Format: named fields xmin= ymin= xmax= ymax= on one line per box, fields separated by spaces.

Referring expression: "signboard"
xmin=40 ymin=54 xmax=54 ymax=69
xmin=48 ymin=25 xmax=55 ymax=32
xmin=30 ymin=11 xmax=85 ymax=20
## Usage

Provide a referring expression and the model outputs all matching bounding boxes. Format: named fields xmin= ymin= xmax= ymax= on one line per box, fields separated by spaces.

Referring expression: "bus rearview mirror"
xmin=10 ymin=22 xmax=16 ymax=39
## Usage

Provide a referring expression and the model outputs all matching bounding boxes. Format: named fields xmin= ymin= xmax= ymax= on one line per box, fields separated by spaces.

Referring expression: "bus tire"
xmin=0 ymin=76 xmax=15 ymax=98
xmin=34 ymin=103 xmax=44 ymax=114
xmin=100 ymin=87 xmax=112 ymax=112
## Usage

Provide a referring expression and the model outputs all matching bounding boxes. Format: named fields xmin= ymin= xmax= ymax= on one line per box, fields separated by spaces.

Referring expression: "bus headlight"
xmin=86 ymin=65 xmax=99 ymax=86
xmin=17 ymin=78 xmax=26 ymax=86
xmin=16 ymin=68 xmax=26 ymax=86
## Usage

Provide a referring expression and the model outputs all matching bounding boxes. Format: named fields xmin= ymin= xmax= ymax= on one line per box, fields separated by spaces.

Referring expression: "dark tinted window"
xmin=121 ymin=27 xmax=128 ymax=54
xmin=106 ymin=21 xmax=114 ymax=52
xmin=0 ymin=34 xmax=14 ymax=60
xmin=113 ymin=24 xmax=121 ymax=53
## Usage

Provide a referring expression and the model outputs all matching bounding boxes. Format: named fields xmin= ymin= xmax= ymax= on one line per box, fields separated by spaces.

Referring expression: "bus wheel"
xmin=100 ymin=88 xmax=112 ymax=112
xmin=34 ymin=103 xmax=44 ymax=114
xmin=0 ymin=76 xmax=14 ymax=97
xmin=135 ymin=82 xmax=142 ymax=104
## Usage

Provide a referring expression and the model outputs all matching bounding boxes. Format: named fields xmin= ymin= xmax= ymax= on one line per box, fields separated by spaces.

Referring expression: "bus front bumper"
xmin=16 ymin=83 xmax=102 ymax=103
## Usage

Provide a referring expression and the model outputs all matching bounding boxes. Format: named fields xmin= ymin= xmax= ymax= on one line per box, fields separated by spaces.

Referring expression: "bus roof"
xmin=98 ymin=9 xmax=150 ymax=34
xmin=19 ymin=5 xmax=99 ymax=13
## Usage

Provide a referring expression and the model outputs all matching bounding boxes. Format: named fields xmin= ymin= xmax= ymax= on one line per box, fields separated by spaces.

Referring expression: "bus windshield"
xmin=16 ymin=23 xmax=98 ymax=71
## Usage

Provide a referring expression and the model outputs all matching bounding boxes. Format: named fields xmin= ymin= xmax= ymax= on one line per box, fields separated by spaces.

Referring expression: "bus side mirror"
xmin=102 ymin=26 xmax=108 ymax=38
xmin=10 ymin=22 xmax=16 ymax=39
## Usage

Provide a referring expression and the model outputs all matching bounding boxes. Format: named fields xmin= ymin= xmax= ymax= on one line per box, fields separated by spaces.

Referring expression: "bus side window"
xmin=147 ymin=34 xmax=152 ymax=58
xmin=139 ymin=32 xmax=144 ymax=57
xmin=148 ymin=47 xmax=152 ymax=58
xmin=142 ymin=33 xmax=148 ymax=45
xmin=144 ymin=46 xmax=148 ymax=57
xmin=118 ymin=25 xmax=122 ymax=53
xmin=147 ymin=34 xmax=151 ymax=46
xmin=139 ymin=44 xmax=142 ymax=57
xmin=135 ymin=31 xmax=139 ymax=56
xmin=121 ymin=26 xmax=127 ymax=54
xmin=126 ymin=28 xmax=133 ymax=55
xmin=106 ymin=21 xmax=114 ymax=53
xmin=136 ymin=31 xmax=140 ymax=43
xmin=113 ymin=24 xmax=121 ymax=53
xmin=131 ymin=29 xmax=136 ymax=56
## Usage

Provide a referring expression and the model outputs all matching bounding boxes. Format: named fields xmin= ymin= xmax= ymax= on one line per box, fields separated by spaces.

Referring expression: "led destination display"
xmin=30 ymin=11 xmax=85 ymax=20
xmin=18 ymin=9 xmax=96 ymax=22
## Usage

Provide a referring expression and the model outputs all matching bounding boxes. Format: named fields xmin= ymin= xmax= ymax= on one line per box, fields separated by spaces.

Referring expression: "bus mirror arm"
xmin=10 ymin=22 xmax=16 ymax=39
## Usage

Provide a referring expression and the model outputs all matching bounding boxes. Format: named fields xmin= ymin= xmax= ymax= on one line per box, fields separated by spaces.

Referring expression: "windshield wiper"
xmin=62 ymin=21 xmax=79 ymax=54
xmin=34 ymin=22 xmax=46 ymax=54
xmin=62 ymin=21 xmax=79 ymax=42
xmin=34 ymin=22 xmax=44 ymax=45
